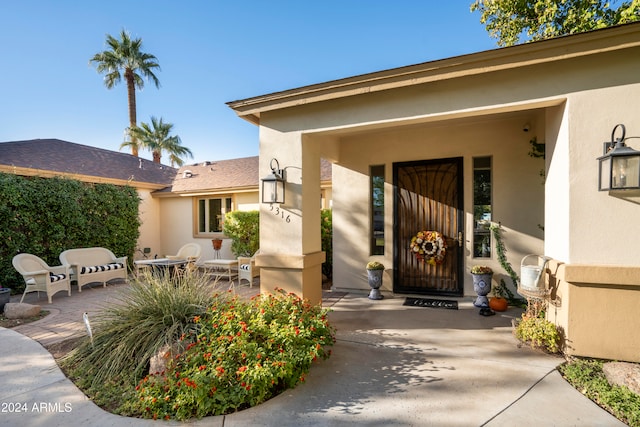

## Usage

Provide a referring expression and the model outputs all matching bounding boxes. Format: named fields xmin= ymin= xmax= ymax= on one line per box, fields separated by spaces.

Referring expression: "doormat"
xmin=403 ymin=297 xmax=458 ymax=310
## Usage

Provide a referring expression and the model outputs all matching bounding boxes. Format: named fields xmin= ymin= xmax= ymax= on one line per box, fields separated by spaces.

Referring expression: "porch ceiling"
xmin=303 ymin=99 xmax=560 ymax=140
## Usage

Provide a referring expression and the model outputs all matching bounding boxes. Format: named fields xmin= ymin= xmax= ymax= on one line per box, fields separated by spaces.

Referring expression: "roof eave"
xmin=0 ymin=165 xmax=170 ymax=190
xmin=226 ymin=23 xmax=640 ymax=124
xmin=153 ymin=185 xmax=259 ymax=198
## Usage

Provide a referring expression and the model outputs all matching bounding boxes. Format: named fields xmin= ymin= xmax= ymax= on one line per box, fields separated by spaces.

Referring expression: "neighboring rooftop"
xmin=162 ymin=156 xmax=332 ymax=195
xmin=0 ymin=139 xmax=333 ymax=193
xmin=0 ymin=139 xmax=176 ymax=188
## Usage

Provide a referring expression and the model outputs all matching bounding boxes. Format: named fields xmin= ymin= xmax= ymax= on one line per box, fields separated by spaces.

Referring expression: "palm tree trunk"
xmin=126 ymin=70 xmax=138 ymax=157
xmin=152 ymin=150 xmax=161 ymax=163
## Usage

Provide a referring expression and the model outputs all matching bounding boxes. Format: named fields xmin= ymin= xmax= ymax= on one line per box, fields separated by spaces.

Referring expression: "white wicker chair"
xmin=237 ymin=250 xmax=260 ymax=288
xmin=166 ymin=243 xmax=202 ymax=263
xmin=12 ymin=253 xmax=71 ymax=304
xmin=166 ymin=243 xmax=202 ymax=272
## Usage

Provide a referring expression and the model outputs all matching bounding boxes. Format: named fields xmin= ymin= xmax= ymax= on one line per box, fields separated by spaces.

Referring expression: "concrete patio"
xmin=0 ymin=280 xmax=625 ymax=426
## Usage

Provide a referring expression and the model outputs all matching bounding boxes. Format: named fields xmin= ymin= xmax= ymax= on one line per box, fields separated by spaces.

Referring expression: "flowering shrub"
xmin=134 ymin=289 xmax=336 ymax=420
xmin=409 ymin=231 xmax=447 ymax=265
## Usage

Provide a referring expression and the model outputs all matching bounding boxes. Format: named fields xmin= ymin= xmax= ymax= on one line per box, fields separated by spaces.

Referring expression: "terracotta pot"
xmin=211 ymin=239 xmax=223 ymax=251
xmin=489 ymin=297 xmax=508 ymax=312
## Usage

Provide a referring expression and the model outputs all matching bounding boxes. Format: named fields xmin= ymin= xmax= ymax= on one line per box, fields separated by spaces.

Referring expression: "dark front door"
xmin=393 ymin=158 xmax=463 ymax=296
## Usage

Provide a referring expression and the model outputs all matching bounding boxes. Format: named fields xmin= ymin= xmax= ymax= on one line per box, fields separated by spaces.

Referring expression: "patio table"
xmin=203 ymin=259 xmax=238 ymax=287
xmin=134 ymin=258 xmax=188 ymax=275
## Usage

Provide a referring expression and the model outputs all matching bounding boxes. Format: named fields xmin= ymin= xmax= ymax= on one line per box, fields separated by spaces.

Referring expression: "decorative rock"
xmin=149 ymin=343 xmax=180 ymax=375
xmin=4 ymin=303 xmax=41 ymax=319
xmin=603 ymin=361 xmax=640 ymax=396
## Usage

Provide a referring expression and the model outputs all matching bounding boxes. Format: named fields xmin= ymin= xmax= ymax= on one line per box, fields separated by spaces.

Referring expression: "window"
xmin=473 ymin=157 xmax=492 ymax=258
xmin=370 ymin=165 xmax=385 ymax=255
xmin=196 ymin=197 xmax=232 ymax=234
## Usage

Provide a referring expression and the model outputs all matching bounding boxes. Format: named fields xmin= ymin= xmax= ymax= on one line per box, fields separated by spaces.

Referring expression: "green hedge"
xmin=223 ymin=210 xmax=259 ymax=257
xmin=222 ymin=209 xmax=332 ymax=279
xmin=0 ymin=173 xmax=140 ymax=293
xmin=321 ymin=209 xmax=332 ymax=279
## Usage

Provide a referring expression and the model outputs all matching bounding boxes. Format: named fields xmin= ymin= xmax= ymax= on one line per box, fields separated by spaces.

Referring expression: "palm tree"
xmin=90 ymin=29 xmax=160 ymax=157
xmin=130 ymin=116 xmax=193 ymax=166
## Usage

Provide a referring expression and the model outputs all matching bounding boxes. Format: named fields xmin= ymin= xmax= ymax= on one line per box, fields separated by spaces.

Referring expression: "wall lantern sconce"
xmin=598 ymin=124 xmax=640 ymax=191
xmin=261 ymin=158 xmax=286 ymax=204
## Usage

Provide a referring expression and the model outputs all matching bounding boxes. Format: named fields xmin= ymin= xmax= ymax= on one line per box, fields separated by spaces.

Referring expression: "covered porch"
xmin=228 ymin=24 xmax=640 ymax=362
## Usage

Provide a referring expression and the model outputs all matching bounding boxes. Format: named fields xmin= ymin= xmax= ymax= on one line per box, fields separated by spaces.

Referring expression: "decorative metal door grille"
xmin=394 ymin=158 xmax=463 ymax=296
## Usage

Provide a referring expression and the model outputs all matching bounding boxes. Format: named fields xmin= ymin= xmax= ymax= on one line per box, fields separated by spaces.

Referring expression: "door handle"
xmin=458 ymin=231 xmax=463 ymax=247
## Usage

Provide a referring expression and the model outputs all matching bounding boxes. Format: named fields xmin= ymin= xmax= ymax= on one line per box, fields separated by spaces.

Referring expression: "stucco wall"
xmin=235 ymin=192 xmax=260 ymax=212
xmin=136 ymin=189 xmax=162 ymax=261
xmin=157 ymin=192 xmax=260 ymax=261
xmin=564 ymin=84 xmax=640 ymax=265
xmin=546 ymin=260 xmax=640 ymax=363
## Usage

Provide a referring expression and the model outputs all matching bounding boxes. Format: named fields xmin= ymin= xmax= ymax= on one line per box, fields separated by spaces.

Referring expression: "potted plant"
xmin=366 ymin=261 xmax=385 ymax=300
xmin=489 ymin=280 xmax=509 ymax=312
xmin=211 ymin=239 xmax=223 ymax=251
xmin=470 ymin=265 xmax=493 ymax=308
xmin=0 ymin=288 xmax=10 ymax=313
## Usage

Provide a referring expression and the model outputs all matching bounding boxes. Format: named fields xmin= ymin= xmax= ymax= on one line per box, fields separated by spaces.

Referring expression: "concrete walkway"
xmin=0 ymin=282 xmax=625 ymax=426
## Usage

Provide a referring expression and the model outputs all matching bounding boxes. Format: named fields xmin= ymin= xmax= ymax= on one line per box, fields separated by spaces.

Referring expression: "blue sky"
xmin=0 ymin=1 xmax=497 ymax=164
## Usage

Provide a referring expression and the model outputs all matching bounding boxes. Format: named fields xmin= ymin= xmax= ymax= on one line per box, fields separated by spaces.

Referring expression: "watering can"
xmin=520 ymin=254 xmax=551 ymax=292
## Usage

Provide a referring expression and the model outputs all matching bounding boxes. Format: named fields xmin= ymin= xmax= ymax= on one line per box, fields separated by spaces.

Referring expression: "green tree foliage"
xmin=130 ymin=116 xmax=192 ymax=166
xmin=90 ymin=29 xmax=161 ymax=157
xmin=321 ymin=209 xmax=333 ymax=279
xmin=223 ymin=211 xmax=259 ymax=257
xmin=0 ymin=174 xmax=140 ymax=292
xmin=471 ymin=0 xmax=640 ymax=46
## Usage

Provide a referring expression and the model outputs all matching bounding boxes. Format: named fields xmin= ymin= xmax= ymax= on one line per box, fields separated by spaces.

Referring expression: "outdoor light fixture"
xmin=598 ymin=124 xmax=640 ymax=191
xmin=261 ymin=158 xmax=286 ymax=204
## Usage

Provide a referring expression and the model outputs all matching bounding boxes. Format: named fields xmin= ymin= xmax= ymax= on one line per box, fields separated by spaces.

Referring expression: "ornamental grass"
xmin=62 ymin=269 xmax=224 ymax=388
xmin=134 ymin=288 xmax=336 ymax=420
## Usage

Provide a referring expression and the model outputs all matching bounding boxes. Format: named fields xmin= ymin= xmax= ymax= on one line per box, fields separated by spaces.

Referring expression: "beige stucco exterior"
xmin=136 ymin=188 xmax=163 ymax=259
xmin=153 ymin=186 xmax=332 ymax=263
xmin=229 ymin=24 xmax=640 ymax=361
xmin=153 ymin=191 xmax=258 ymax=261
xmin=546 ymin=260 xmax=640 ymax=362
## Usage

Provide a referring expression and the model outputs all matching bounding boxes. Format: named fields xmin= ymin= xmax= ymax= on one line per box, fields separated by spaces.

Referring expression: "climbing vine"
xmin=528 ymin=136 xmax=546 ymax=186
xmin=490 ymin=222 xmax=526 ymax=307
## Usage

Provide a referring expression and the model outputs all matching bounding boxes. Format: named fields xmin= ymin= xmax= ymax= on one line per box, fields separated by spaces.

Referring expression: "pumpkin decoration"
xmin=489 ymin=297 xmax=508 ymax=312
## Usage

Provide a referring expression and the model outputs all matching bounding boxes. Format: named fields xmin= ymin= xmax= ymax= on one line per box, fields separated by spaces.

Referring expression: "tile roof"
xmin=0 ymin=139 xmax=176 ymax=187
xmin=164 ymin=156 xmax=333 ymax=194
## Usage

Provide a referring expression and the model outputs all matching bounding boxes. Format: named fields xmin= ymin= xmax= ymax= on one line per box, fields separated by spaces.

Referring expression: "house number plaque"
xmin=269 ymin=204 xmax=291 ymax=223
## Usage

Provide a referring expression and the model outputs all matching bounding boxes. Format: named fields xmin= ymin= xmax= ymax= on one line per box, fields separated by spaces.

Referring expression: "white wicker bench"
xmin=59 ymin=247 xmax=128 ymax=292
